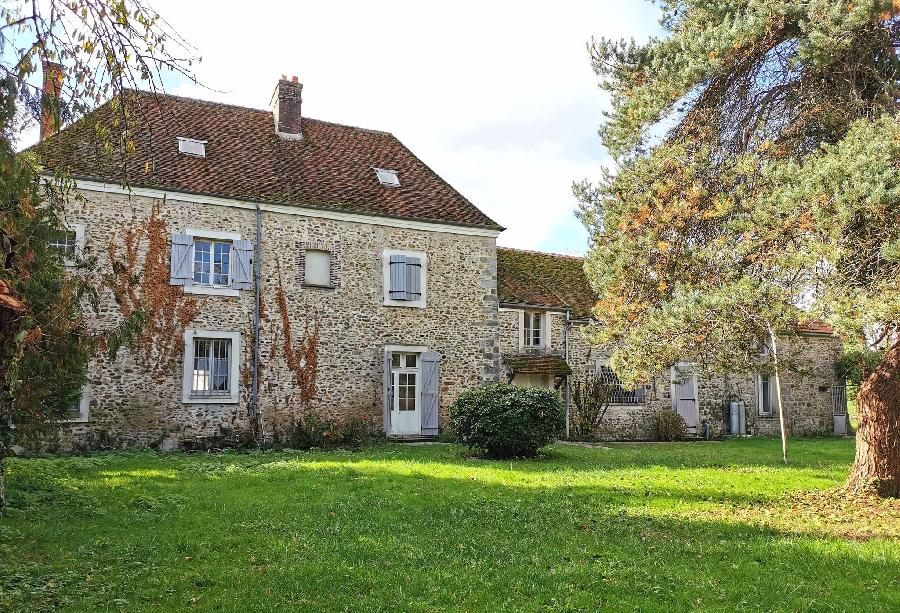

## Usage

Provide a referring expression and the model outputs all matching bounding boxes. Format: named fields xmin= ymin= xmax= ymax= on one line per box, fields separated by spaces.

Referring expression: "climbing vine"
xmin=275 ymin=259 xmax=320 ymax=411
xmin=106 ymin=200 xmax=198 ymax=377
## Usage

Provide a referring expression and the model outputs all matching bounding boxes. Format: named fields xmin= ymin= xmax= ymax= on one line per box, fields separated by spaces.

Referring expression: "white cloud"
xmin=36 ymin=1 xmax=662 ymax=253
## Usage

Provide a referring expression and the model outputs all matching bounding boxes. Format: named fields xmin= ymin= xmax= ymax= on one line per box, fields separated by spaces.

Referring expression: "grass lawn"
xmin=1 ymin=438 xmax=898 ymax=612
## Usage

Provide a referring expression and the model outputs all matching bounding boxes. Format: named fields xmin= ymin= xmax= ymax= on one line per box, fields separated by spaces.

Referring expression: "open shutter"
xmin=406 ymin=256 xmax=422 ymax=302
xmin=388 ymin=255 xmax=408 ymax=300
xmin=230 ymin=239 xmax=254 ymax=290
xmin=383 ymin=350 xmax=393 ymax=433
xmin=170 ymin=233 xmax=193 ymax=286
xmin=420 ymin=351 xmax=440 ymax=436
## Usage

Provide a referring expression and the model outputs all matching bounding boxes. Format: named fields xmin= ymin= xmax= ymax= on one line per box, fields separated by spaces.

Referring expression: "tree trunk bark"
xmin=845 ymin=339 xmax=900 ymax=497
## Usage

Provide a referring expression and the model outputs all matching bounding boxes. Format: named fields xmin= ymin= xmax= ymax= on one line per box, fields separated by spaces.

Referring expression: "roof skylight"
xmin=374 ymin=167 xmax=400 ymax=188
xmin=177 ymin=137 xmax=207 ymax=158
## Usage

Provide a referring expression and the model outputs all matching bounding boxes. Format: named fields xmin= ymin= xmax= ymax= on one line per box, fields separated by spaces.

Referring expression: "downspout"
xmin=564 ymin=309 xmax=571 ymax=439
xmin=251 ymin=204 xmax=262 ymax=440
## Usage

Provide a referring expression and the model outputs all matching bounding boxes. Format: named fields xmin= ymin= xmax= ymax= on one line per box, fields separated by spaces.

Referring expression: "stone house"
xmin=497 ymin=248 xmax=845 ymax=440
xmin=34 ymin=70 xmax=844 ymax=448
xmin=36 ymin=75 xmax=503 ymax=448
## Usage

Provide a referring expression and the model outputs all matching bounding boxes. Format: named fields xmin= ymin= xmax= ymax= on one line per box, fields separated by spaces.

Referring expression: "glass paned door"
xmin=391 ymin=352 xmax=420 ymax=434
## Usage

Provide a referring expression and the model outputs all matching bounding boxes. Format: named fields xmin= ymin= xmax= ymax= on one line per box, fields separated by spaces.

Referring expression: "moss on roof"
xmin=503 ymin=354 xmax=572 ymax=376
xmin=497 ymin=248 xmax=596 ymax=318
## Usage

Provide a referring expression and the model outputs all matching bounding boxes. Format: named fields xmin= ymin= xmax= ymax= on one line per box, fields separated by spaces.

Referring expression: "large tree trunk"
xmin=845 ymin=339 xmax=900 ymax=497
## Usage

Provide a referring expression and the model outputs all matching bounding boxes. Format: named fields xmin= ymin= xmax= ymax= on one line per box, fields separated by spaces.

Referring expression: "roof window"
xmin=374 ymin=167 xmax=400 ymax=188
xmin=177 ymin=137 xmax=207 ymax=158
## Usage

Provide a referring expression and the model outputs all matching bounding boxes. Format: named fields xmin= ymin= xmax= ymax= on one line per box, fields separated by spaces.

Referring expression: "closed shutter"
xmin=420 ymin=351 xmax=440 ymax=436
xmin=388 ymin=255 xmax=408 ymax=300
xmin=169 ymin=233 xmax=193 ymax=286
xmin=230 ymin=239 xmax=254 ymax=290
xmin=406 ymin=256 xmax=422 ymax=301
xmin=383 ymin=350 xmax=393 ymax=432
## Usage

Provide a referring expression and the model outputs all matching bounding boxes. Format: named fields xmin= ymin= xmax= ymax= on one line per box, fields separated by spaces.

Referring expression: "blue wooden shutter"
xmin=420 ymin=351 xmax=440 ymax=436
xmin=406 ymin=256 xmax=422 ymax=301
xmin=388 ymin=255 xmax=407 ymax=300
xmin=169 ymin=233 xmax=193 ymax=286
xmin=383 ymin=350 xmax=393 ymax=433
xmin=230 ymin=239 xmax=254 ymax=290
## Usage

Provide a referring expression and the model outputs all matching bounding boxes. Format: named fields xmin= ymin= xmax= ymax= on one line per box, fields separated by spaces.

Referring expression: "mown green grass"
xmin=1 ymin=438 xmax=898 ymax=612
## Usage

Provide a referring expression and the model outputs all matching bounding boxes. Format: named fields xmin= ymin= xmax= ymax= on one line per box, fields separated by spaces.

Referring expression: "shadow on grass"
xmin=1 ymin=444 xmax=896 ymax=612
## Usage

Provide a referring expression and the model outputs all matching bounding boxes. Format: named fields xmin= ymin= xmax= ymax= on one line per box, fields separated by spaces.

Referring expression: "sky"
xmin=29 ymin=1 xmax=664 ymax=255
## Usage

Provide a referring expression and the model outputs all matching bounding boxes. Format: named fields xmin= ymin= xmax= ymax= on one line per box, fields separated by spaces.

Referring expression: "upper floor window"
xmin=523 ymin=311 xmax=544 ymax=348
xmin=169 ymin=229 xmax=253 ymax=297
xmin=305 ymin=249 xmax=332 ymax=286
xmin=383 ymin=250 xmax=426 ymax=308
xmin=193 ymin=239 xmax=231 ymax=286
xmin=48 ymin=223 xmax=85 ymax=266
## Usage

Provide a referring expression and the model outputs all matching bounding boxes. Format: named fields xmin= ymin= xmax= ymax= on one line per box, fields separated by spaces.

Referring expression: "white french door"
xmin=390 ymin=352 xmax=421 ymax=435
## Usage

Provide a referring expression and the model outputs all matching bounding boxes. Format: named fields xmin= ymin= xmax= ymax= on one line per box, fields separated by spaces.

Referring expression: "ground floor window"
xmin=758 ymin=373 xmax=776 ymax=416
xmin=182 ymin=330 xmax=240 ymax=403
xmin=596 ymin=363 xmax=645 ymax=405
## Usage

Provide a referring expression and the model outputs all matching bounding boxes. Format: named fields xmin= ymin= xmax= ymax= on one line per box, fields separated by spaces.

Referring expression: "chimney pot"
xmin=40 ymin=60 xmax=64 ymax=140
xmin=270 ymin=76 xmax=303 ymax=140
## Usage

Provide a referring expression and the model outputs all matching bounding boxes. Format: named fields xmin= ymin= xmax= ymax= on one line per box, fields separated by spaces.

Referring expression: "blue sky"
xmin=28 ymin=1 xmax=663 ymax=254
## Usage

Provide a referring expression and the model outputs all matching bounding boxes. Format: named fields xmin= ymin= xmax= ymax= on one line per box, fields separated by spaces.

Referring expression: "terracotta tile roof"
xmin=32 ymin=90 xmax=501 ymax=230
xmin=497 ymin=248 xmax=596 ymax=318
xmin=796 ymin=320 xmax=835 ymax=335
xmin=503 ymin=354 xmax=572 ymax=376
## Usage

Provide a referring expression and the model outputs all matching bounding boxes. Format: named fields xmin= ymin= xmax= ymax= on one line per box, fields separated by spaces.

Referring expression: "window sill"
xmin=183 ymin=395 xmax=239 ymax=405
xmin=302 ymin=283 xmax=335 ymax=290
xmin=383 ymin=299 xmax=426 ymax=309
xmin=184 ymin=285 xmax=240 ymax=297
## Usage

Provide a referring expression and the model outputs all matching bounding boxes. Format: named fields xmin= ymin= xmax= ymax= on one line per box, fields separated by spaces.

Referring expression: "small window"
xmin=49 ymin=230 xmax=78 ymax=258
xmin=374 ymin=167 xmax=400 ymax=188
xmin=523 ymin=311 xmax=544 ymax=347
xmin=62 ymin=385 xmax=90 ymax=423
xmin=191 ymin=337 xmax=232 ymax=398
xmin=177 ymin=137 xmax=207 ymax=157
xmin=193 ymin=239 xmax=231 ymax=287
xmin=384 ymin=250 xmax=426 ymax=308
xmin=304 ymin=250 xmax=331 ymax=287
xmin=182 ymin=330 xmax=240 ymax=404
xmin=758 ymin=373 xmax=775 ymax=416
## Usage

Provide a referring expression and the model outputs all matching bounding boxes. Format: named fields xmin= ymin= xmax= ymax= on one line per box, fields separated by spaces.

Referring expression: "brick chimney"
xmin=40 ymin=60 xmax=64 ymax=140
xmin=270 ymin=75 xmax=303 ymax=140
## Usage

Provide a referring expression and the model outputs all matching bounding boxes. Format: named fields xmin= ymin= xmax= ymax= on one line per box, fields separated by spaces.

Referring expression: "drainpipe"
xmin=564 ymin=309 xmax=571 ymax=439
xmin=251 ymin=204 xmax=262 ymax=438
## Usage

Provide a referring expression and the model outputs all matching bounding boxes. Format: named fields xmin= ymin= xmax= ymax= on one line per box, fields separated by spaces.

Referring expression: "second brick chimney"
xmin=270 ymin=75 xmax=303 ymax=140
xmin=40 ymin=60 xmax=65 ymax=140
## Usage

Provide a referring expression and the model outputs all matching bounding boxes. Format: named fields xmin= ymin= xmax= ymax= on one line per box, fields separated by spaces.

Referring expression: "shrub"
xmin=450 ymin=384 xmax=564 ymax=459
xmin=570 ymin=371 xmax=615 ymax=440
xmin=328 ymin=417 xmax=381 ymax=449
xmin=656 ymin=409 xmax=687 ymax=441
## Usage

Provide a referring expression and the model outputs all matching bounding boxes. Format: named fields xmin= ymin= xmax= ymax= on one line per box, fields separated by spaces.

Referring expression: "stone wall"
xmin=58 ymin=189 xmax=500 ymax=449
xmin=500 ymin=307 xmax=842 ymax=440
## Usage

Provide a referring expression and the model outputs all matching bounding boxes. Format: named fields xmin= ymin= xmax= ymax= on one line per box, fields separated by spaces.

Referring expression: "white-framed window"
xmin=180 ymin=229 xmax=245 ymax=297
xmin=757 ymin=373 xmax=778 ymax=417
xmin=518 ymin=310 xmax=550 ymax=349
xmin=391 ymin=352 xmax=419 ymax=412
xmin=177 ymin=137 xmax=207 ymax=157
xmin=374 ymin=167 xmax=400 ymax=188
xmin=49 ymin=222 xmax=85 ymax=266
xmin=182 ymin=329 xmax=241 ymax=404
xmin=383 ymin=249 xmax=427 ymax=308
xmin=304 ymin=249 xmax=332 ymax=287
xmin=62 ymin=384 xmax=90 ymax=423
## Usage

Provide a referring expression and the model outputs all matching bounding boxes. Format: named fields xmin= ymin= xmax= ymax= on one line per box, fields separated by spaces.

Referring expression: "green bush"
xmin=655 ymin=409 xmax=687 ymax=441
xmin=449 ymin=384 xmax=564 ymax=458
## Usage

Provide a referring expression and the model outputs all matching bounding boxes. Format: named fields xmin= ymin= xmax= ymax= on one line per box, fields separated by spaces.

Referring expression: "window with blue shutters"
xmin=383 ymin=250 xmax=426 ymax=308
xmin=171 ymin=229 xmax=251 ymax=297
